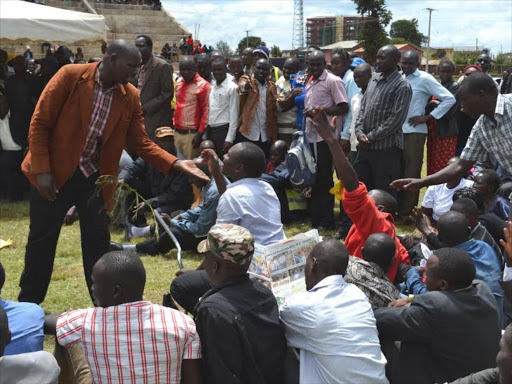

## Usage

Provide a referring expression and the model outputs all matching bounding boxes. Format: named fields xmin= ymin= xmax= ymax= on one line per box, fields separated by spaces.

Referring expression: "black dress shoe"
xmin=109 ymin=241 xmax=124 ymax=251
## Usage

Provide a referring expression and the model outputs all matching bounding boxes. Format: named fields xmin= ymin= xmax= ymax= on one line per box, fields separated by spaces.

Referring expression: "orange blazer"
xmin=22 ymin=62 xmax=177 ymax=205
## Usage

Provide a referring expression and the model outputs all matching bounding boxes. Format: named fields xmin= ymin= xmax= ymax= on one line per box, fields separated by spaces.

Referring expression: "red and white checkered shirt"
xmin=56 ymin=301 xmax=202 ymax=384
xmin=79 ymin=70 xmax=116 ymax=177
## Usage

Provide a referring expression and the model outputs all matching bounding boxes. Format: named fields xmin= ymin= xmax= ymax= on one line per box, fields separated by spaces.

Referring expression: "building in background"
xmin=306 ymin=16 xmax=366 ymax=47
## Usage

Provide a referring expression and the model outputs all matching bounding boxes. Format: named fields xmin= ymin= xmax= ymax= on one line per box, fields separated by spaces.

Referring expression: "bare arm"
xmin=44 ymin=314 xmax=58 ymax=335
xmin=201 ymin=149 xmax=227 ymax=195
xmin=325 ymin=102 xmax=348 ymax=116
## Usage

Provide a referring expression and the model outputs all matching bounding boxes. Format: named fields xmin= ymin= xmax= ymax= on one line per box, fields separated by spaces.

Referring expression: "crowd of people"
xmin=1 ymin=32 xmax=512 ymax=384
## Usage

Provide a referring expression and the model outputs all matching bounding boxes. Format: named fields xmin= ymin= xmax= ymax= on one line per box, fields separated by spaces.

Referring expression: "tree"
xmin=389 ymin=19 xmax=426 ymax=47
xmin=270 ymin=45 xmax=282 ymax=58
xmin=215 ymin=40 xmax=233 ymax=58
xmin=236 ymin=36 xmax=265 ymax=54
xmin=353 ymin=0 xmax=392 ymax=65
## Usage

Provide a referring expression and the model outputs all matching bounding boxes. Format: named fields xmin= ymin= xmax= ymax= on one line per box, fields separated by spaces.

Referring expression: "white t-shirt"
xmin=421 ymin=178 xmax=474 ymax=221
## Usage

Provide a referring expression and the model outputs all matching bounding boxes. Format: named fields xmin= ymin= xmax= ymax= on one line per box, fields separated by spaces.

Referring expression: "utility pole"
xmin=292 ymin=0 xmax=304 ymax=49
xmin=424 ymin=7 xmax=437 ymax=74
xmin=245 ymin=30 xmax=250 ymax=48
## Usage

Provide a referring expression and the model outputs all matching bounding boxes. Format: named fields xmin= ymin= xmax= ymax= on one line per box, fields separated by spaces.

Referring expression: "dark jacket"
xmin=137 ymin=56 xmax=173 ymax=139
xmin=431 ymin=79 xmax=459 ymax=138
xmin=374 ymin=280 xmax=500 ymax=384
xmin=119 ymin=150 xmax=192 ymax=214
xmin=449 ymin=368 xmax=501 ymax=384
xmin=194 ymin=275 xmax=287 ymax=384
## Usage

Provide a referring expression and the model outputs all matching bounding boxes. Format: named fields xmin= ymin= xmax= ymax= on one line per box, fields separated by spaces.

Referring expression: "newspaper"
xmin=248 ymin=229 xmax=321 ymax=305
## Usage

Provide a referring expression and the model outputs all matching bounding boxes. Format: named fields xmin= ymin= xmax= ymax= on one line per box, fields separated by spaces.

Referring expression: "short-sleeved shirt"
xmin=0 ymin=298 xmax=44 ymax=356
xmin=421 ymin=178 xmax=474 ymax=221
xmin=461 ymin=94 xmax=512 ymax=175
xmin=56 ymin=301 xmax=201 ymax=384
xmin=305 ymin=69 xmax=347 ymax=143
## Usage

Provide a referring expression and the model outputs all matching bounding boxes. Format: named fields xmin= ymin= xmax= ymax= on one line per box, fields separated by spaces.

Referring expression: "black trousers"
xmin=235 ymin=132 xmax=270 ymax=158
xmin=354 ymin=147 xmax=401 ymax=199
xmin=310 ymin=141 xmax=334 ymax=228
xmin=136 ymin=226 xmax=203 ymax=255
xmin=170 ymin=270 xmax=212 ymax=314
xmin=18 ymin=171 xmax=110 ymax=304
xmin=206 ymin=124 xmax=229 ymax=159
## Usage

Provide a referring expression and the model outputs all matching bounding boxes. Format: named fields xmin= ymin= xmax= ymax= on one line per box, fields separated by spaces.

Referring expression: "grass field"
xmin=0 ymin=196 xmax=417 ymax=351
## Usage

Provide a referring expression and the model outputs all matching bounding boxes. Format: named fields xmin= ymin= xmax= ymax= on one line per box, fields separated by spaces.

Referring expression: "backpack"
xmin=286 ymin=131 xmax=317 ymax=191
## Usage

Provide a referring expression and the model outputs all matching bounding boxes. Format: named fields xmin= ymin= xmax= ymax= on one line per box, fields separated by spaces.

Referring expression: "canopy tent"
xmin=0 ymin=0 xmax=107 ymax=44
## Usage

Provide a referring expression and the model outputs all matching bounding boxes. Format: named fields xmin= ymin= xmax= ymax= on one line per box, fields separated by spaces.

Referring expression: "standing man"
xmin=134 ymin=35 xmax=173 ymax=139
xmin=207 ymin=57 xmax=239 ymax=158
xmin=241 ymin=47 xmax=254 ymax=75
xmin=304 ymin=50 xmax=348 ymax=230
xmin=398 ymin=50 xmax=456 ymax=219
xmin=18 ymin=40 xmax=208 ymax=304
xmin=276 ymin=57 xmax=302 ymax=146
xmin=228 ymin=56 xmax=244 ymax=83
xmin=354 ymin=45 xmax=412 ymax=198
xmin=173 ymin=56 xmax=211 ymax=159
xmin=225 ymin=58 xmax=277 ymax=157
xmin=197 ymin=54 xmax=212 ymax=83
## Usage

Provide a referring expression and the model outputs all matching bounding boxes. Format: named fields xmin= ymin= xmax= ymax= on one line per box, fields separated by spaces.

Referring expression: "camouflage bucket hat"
xmin=197 ymin=224 xmax=255 ymax=266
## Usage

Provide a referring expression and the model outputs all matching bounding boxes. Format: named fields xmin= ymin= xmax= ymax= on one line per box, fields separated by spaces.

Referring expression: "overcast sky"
xmin=162 ymin=0 xmax=511 ymax=55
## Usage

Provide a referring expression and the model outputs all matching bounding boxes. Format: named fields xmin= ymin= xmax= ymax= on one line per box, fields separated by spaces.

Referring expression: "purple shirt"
xmin=305 ymin=69 xmax=348 ymax=143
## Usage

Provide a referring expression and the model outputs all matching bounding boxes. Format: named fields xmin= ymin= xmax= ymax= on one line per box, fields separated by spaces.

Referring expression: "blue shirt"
xmin=0 ymin=298 xmax=44 ymax=355
xmin=402 ymin=69 xmax=456 ymax=134
xmin=340 ymin=69 xmax=362 ymax=140
xmin=455 ymin=239 xmax=503 ymax=301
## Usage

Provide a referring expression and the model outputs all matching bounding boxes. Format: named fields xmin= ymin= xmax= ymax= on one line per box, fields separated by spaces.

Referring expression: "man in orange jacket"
xmin=19 ymin=40 xmax=208 ymax=304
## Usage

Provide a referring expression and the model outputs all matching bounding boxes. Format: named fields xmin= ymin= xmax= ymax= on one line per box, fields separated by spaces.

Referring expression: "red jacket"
xmin=343 ymin=182 xmax=410 ymax=282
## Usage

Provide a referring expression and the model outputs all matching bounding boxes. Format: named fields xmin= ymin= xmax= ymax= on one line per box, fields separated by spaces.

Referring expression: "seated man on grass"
xmin=345 ymin=233 xmax=401 ymax=307
xmin=45 ymin=251 xmax=202 ymax=384
xmin=194 ymin=223 xmax=287 ymax=383
xmin=375 ymin=248 xmax=500 ymax=384
xmin=0 ymin=262 xmax=44 ymax=356
xmin=171 ymin=142 xmax=285 ymax=313
xmin=111 ymin=156 xmax=223 ymax=256
xmin=308 ymin=107 xmax=410 ymax=283
xmin=279 ymin=239 xmax=389 ymax=384
xmin=473 ymin=169 xmax=511 ymax=221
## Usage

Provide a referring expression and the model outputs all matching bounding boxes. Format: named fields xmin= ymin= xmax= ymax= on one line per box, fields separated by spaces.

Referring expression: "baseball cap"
xmin=197 ymin=224 xmax=255 ymax=266
xmin=253 ymin=46 xmax=270 ymax=61
xmin=351 ymin=57 xmax=366 ymax=67
xmin=154 ymin=126 xmax=175 ymax=138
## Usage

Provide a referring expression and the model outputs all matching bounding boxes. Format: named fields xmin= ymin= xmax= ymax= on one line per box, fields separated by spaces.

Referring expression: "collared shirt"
xmin=461 ymin=94 xmax=512 ymax=175
xmin=279 ymin=275 xmax=389 ymax=384
xmin=354 ymin=70 xmax=412 ymax=150
xmin=421 ymin=178 xmax=474 ymax=221
xmin=345 ymin=257 xmax=401 ymax=307
xmin=173 ymin=73 xmax=211 ymax=133
xmin=276 ymin=75 xmax=298 ymax=134
xmin=305 ymin=69 xmax=348 ymax=143
xmin=243 ymin=81 xmax=268 ymax=142
xmin=402 ymin=69 xmax=456 ymax=134
xmin=172 ymin=178 xmax=227 ymax=237
xmin=209 ymin=77 xmax=239 ymax=142
xmin=216 ymin=178 xmax=286 ymax=246
xmin=341 ymin=69 xmax=361 ymax=140
xmin=137 ymin=55 xmax=154 ymax=91
xmin=56 ymin=301 xmax=202 ymax=384
xmin=79 ymin=69 xmax=115 ymax=177
xmin=0 ymin=298 xmax=44 ymax=355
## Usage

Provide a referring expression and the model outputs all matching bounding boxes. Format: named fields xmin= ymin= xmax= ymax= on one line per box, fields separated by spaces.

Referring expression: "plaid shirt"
xmin=79 ymin=70 xmax=115 ymax=177
xmin=461 ymin=94 xmax=512 ymax=175
xmin=56 ymin=301 xmax=201 ymax=384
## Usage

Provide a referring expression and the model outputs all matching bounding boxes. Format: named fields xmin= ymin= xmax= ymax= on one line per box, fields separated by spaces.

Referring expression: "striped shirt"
xmin=79 ymin=70 xmax=115 ymax=177
xmin=461 ymin=94 xmax=512 ymax=175
xmin=56 ymin=301 xmax=201 ymax=384
xmin=354 ymin=70 xmax=412 ymax=150
xmin=173 ymin=73 xmax=211 ymax=133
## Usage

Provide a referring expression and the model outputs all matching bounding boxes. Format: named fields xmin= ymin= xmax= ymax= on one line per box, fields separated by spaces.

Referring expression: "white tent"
xmin=0 ymin=0 xmax=107 ymax=44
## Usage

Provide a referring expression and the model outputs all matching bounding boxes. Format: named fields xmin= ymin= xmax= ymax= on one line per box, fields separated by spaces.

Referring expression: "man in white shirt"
xmin=206 ymin=57 xmax=239 ymax=158
xmin=399 ymin=50 xmax=456 ymax=219
xmin=280 ymin=239 xmax=389 ymax=384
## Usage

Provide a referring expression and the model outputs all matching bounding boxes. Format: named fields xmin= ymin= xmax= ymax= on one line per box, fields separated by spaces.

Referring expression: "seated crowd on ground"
xmin=0 ymin=35 xmax=512 ymax=384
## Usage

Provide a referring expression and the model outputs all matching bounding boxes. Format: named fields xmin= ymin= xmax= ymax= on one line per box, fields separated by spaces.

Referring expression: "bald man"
xmin=279 ymin=240 xmax=388 ymax=384
xmin=19 ymin=40 xmax=209 ymax=304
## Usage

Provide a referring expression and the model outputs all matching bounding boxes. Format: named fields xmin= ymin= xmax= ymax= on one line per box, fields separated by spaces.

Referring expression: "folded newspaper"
xmin=249 ymin=229 xmax=321 ymax=305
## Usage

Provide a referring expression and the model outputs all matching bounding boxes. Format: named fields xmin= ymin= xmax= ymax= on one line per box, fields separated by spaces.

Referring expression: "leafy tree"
xmin=353 ymin=0 xmax=392 ymax=64
xmin=453 ymin=52 xmax=480 ymax=65
xmin=236 ymin=36 xmax=266 ymax=54
xmin=270 ymin=45 xmax=282 ymax=58
xmin=215 ymin=40 xmax=234 ymax=58
xmin=389 ymin=19 xmax=426 ymax=47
